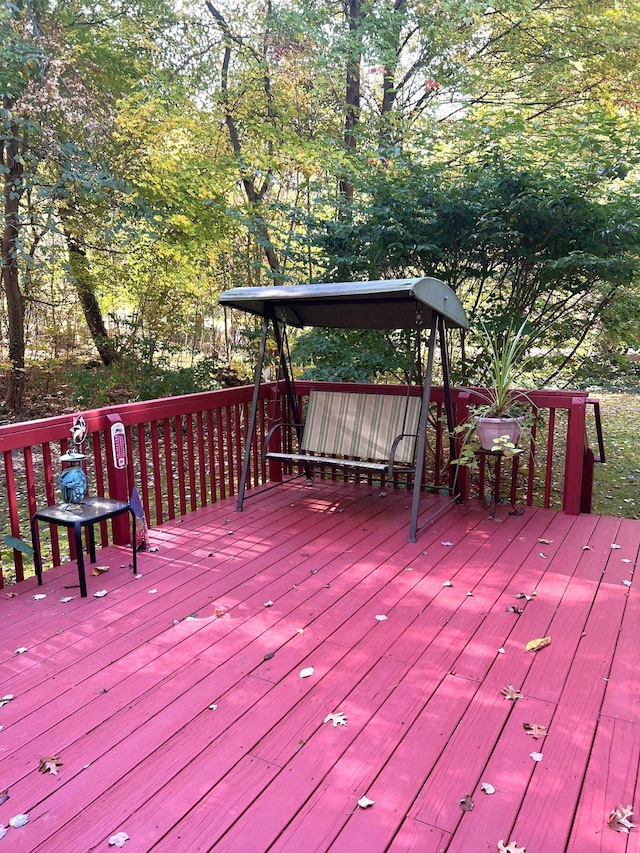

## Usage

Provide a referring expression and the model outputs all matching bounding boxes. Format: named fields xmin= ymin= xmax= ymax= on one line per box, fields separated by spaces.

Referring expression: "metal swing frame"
xmin=219 ymin=278 xmax=469 ymax=542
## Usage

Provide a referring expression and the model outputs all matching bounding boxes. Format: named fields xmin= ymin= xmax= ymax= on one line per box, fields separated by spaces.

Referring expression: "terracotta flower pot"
xmin=475 ymin=416 xmax=524 ymax=451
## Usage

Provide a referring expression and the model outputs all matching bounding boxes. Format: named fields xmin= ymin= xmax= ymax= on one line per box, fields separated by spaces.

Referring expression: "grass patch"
xmin=591 ymin=393 xmax=640 ymax=519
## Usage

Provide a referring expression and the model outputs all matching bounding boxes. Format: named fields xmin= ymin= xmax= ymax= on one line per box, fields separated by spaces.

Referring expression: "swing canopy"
xmin=218 ymin=277 xmax=469 ymax=331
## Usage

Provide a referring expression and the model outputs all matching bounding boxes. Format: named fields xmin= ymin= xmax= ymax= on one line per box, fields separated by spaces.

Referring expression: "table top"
xmin=33 ymin=498 xmax=131 ymax=525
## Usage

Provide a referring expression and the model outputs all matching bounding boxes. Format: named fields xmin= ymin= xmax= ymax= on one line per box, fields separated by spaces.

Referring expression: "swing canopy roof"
xmin=218 ymin=278 xmax=469 ymax=331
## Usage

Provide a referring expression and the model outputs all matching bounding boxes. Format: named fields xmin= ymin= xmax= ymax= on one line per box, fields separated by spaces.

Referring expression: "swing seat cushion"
xmin=266 ymin=390 xmax=421 ymax=471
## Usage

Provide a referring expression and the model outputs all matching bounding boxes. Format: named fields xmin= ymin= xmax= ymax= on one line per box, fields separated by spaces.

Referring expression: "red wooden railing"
xmin=0 ymin=382 xmax=602 ymax=587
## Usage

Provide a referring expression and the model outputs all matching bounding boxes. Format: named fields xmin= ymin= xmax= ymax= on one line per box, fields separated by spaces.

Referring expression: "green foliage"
xmin=68 ymin=352 xmax=229 ymax=408
xmin=310 ymin=155 xmax=639 ymax=384
xmin=290 ymin=328 xmax=417 ymax=383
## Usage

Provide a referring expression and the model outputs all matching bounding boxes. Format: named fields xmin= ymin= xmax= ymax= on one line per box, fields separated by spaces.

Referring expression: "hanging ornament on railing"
xmin=58 ymin=415 xmax=88 ymax=505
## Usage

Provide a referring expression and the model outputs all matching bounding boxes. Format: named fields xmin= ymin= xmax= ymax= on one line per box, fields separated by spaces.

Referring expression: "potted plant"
xmin=453 ymin=320 xmax=535 ymax=468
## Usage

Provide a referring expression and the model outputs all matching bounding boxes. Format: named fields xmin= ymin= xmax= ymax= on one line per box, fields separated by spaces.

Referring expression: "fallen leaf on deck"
xmin=375 ymin=614 xmax=388 ymax=621
xmin=622 ymin=558 xmax=632 ymax=563
xmin=480 ymin=782 xmax=495 ymax=794
xmin=466 ymin=591 xmax=473 ymax=596
xmin=515 ymin=593 xmax=532 ymax=601
xmin=296 ymin=628 xmax=304 ymax=634
xmin=459 ymin=794 xmax=474 ymax=811
xmin=263 ymin=652 xmax=275 ymax=661
xmin=148 ymin=546 xmax=159 ymax=552
xmin=529 ymin=751 xmax=544 ymax=761
xmin=108 ymin=831 xmax=130 ymax=847
xmin=498 ymin=842 xmax=525 ymax=853
xmin=148 ymin=589 xmax=158 ymax=594
xmin=208 ymin=704 xmax=218 ymax=710
xmin=324 ymin=711 xmax=348 ymax=727
xmin=94 ymin=590 xmax=108 ymax=598
xmin=0 ymin=790 xmax=9 ymax=805
xmin=622 ymin=580 xmax=632 ymax=587
xmin=15 ymin=647 xmax=27 ymax=655
xmin=213 ymin=608 xmax=226 ymax=618
xmin=525 ymin=636 xmax=551 ymax=652
xmin=607 ymin=803 xmax=635 ymax=834
xmin=523 ymin=722 xmax=547 ymax=739
xmin=538 ymin=552 xmax=548 ymax=559
xmin=91 ymin=566 xmax=109 ymax=576
xmin=0 ymin=827 xmax=6 ymax=840
xmin=506 ymin=605 xmax=524 ymax=614
xmin=581 ymin=545 xmax=592 ymax=550
xmin=9 ymin=814 xmax=29 ymax=828
xmin=498 ymin=648 xmax=506 ymax=654
xmin=357 ymin=795 xmax=375 ymax=809
xmin=264 ymin=600 xmax=274 ymax=607
xmin=6 ymin=592 xmax=18 ymax=598
xmin=441 ymin=541 xmax=454 ymax=547
xmin=33 ymin=594 xmax=46 ymax=600
xmin=538 ymin=538 xmax=553 ymax=544
xmin=443 ymin=580 xmax=453 ymax=587
xmin=299 ymin=667 xmax=315 ymax=678
xmin=38 ymin=756 xmax=63 ymax=775
xmin=0 ymin=695 xmax=15 ymax=707
xmin=611 ymin=544 xmax=621 ymax=549
xmin=60 ymin=596 xmax=74 ymax=603
xmin=502 ymin=685 xmax=523 ymax=701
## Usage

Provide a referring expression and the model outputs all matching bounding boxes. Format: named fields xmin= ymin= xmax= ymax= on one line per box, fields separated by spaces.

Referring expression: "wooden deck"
xmin=1 ymin=481 xmax=638 ymax=852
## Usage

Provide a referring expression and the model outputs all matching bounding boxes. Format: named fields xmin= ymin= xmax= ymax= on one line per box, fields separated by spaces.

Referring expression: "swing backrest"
xmin=301 ymin=391 xmax=421 ymax=464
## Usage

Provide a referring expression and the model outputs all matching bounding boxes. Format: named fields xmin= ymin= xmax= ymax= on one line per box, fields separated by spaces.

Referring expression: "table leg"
xmin=88 ymin=523 xmax=97 ymax=563
xmin=74 ymin=521 xmax=88 ymax=598
xmin=31 ymin=516 xmax=43 ymax=585
xmin=130 ymin=509 xmax=138 ymax=575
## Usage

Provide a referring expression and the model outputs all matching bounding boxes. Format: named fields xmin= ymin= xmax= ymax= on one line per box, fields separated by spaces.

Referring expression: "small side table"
xmin=31 ymin=497 xmax=137 ymax=597
xmin=478 ymin=449 xmax=525 ymax=520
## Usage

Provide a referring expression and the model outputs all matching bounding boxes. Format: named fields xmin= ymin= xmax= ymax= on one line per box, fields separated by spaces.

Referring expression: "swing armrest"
xmin=387 ymin=431 xmax=418 ymax=480
xmin=263 ymin=422 xmax=302 ymax=462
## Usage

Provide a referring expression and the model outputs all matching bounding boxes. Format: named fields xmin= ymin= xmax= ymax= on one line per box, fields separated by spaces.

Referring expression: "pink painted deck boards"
xmin=0 ymin=480 xmax=638 ymax=852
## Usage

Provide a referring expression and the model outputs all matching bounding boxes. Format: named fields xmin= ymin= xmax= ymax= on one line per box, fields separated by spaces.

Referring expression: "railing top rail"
xmin=0 ymin=385 xmax=258 ymax=452
xmin=0 ymin=382 xmax=593 ymax=453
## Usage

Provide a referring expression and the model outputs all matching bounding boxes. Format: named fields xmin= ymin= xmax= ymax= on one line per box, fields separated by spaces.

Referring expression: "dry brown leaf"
xmin=608 ymin=803 xmax=635 ymax=834
xmin=525 ymin=636 xmax=551 ymax=652
xmin=498 ymin=842 xmax=526 ymax=853
xmin=538 ymin=538 xmax=553 ymax=544
xmin=501 ymin=685 xmax=523 ymax=701
xmin=459 ymin=794 xmax=474 ymax=812
xmin=91 ymin=565 xmax=109 ymax=576
xmin=523 ymin=722 xmax=548 ymax=739
xmin=0 ymin=790 xmax=9 ymax=805
xmin=38 ymin=756 xmax=63 ymax=775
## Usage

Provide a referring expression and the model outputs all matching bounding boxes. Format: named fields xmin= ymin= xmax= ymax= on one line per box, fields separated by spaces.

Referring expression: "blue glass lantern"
xmin=59 ymin=415 xmax=89 ymax=504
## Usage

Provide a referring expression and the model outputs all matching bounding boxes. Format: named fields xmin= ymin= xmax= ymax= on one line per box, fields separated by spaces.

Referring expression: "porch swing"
xmin=218 ymin=277 xmax=469 ymax=542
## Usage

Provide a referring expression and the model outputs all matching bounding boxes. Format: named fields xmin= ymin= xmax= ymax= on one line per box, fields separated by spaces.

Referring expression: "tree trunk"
xmin=1 ymin=110 xmax=26 ymax=411
xmin=62 ymin=224 xmax=120 ymax=366
xmin=339 ymin=0 xmax=363 ymax=205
